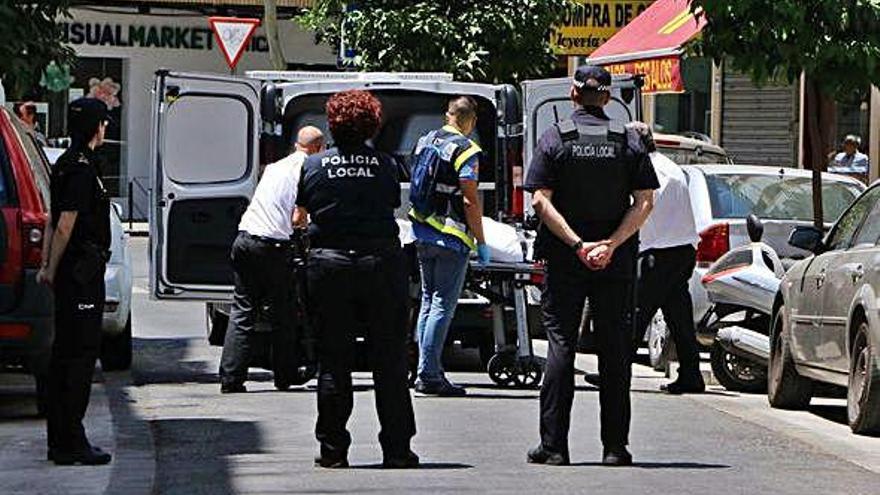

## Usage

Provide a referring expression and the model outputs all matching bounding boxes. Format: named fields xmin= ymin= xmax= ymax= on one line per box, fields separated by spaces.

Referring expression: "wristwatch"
xmin=570 ymin=239 xmax=584 ymax=252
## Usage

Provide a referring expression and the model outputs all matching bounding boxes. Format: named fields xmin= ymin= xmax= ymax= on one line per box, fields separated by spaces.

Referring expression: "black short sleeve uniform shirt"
xmin=524 ymin=107 xmax=659 ymax=278
xmin=296 ymin=145 xmax=401 ymax=248
xmin=51 ymin=148 xmax=112 ymax=253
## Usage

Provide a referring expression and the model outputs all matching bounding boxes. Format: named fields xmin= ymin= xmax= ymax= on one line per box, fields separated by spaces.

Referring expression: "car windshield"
xmin=658 ymin=147 xmax=729 ymax=165
xmin=705 ymin=174 xmax=862 ymax=223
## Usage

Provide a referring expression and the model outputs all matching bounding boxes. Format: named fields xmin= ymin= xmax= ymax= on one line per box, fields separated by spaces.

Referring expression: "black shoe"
xmin=314 ymin=455 xmax=349 ymax=469
xmin=221 ymin=382 xmax=246 ymax=394
xmin=383 ymin=450 xmax=420 ymax=469
xmin=602 ymin=447 xmax=632 ymax=467
xmin=526 ymin=445 xmax=569 ymax=466
xmin=415 ymin=380 xmax=466 ymax=397
xmin=583 ymin=373 xmax=602 ymax=388
xmin=53 ymin=446 xmax=112 ymax=466
xmin=660 ymin=376 xmax=706 ymax=395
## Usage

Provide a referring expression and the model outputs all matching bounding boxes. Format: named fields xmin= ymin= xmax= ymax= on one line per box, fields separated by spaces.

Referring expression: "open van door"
xmin=149 ymin=71 xmax=260 ymax=300
xmin=520 ymin=75 xmax=643 ymax=216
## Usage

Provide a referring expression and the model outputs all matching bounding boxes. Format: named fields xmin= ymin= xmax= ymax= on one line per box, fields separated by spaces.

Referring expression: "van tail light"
xmin=22 ymin=222 xmax=44 ymax=269
xmin=696 ymin=222 xmax=730 ymax=267
xmin=506 ymin=138 xmax=524 ymax=220
xmin=0 ymin=207 xmax=23 ymax=285
xmin=0 ymin=323 xmax=31 ymax=339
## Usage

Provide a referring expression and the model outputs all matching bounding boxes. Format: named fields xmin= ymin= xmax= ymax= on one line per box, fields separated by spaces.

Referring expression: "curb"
xmin=103 ymin=372 xmax=156 ymax=495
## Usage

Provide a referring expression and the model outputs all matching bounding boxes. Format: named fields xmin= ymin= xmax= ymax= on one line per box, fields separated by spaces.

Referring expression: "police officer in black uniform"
xmin=524 ymin=66 xmax=658 ymax=467
xmin=38 ymin=98 xmax=113 ymax=465
xmin=294 ymin=90 xmax=418 ymax=469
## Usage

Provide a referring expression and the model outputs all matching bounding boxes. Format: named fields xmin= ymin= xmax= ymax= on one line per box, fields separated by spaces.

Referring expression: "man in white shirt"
xmin=828 ymin=135 xmax=869 ymax=183
xmin=220 ymin=126 xmax=325 ymax=393
xmin=632 ymin=125 xmax=705 ymax=394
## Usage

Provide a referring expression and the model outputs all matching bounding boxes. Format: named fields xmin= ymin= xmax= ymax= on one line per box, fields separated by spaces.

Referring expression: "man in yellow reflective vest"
xmin=409 ymin=96 xmax=489 ymax=397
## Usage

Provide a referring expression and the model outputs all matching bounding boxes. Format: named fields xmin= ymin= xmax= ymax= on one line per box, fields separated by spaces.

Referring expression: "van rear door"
xmin=150 ymin=71 xmax=260 ymax=300
xmin=520 ymin=75 xmax=643 ymax=215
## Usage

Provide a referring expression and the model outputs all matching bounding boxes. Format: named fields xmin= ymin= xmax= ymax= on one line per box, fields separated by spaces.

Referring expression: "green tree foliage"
xmin=692 ymin=1 xmax=880 ymax=97
xmin=692 ymin=0 xmax=880 ymax=226
xmin=0 ymin=1 xmax=74 ymax=99
xmin=299 ymin=0 xmax=571 ymax=83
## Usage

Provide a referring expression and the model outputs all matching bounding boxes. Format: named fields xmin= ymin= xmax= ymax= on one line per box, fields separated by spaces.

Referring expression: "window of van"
xmin=283 ymin=91 xmax=496 ymax=176
xmin=10 ymin=116 xmax=50 ymax=208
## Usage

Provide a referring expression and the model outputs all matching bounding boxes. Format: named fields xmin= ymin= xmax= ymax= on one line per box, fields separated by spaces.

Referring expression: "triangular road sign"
xmin=209 ymin=17 xmax=261 ymax=70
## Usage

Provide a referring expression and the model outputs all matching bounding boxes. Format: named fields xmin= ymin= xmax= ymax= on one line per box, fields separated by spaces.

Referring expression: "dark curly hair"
xmin=326 ymin=90 xmax=382 ymax=146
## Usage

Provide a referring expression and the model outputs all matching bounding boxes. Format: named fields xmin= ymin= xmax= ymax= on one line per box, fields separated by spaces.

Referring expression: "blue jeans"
xmin=415 ymin=243 xmax=470 ymax=384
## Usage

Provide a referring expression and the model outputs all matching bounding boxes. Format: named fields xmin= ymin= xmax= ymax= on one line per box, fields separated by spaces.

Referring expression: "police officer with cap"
xmin=37 ymin=98 xmax=113 ymax=465
xmin=294 ymin=90 xmax=418 ymax=469
xmin=524 ymin=66 xmax=658 ymax=466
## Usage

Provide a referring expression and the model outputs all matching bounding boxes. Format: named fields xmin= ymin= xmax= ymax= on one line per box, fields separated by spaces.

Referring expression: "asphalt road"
xmin=3 ymin=237 xmax=880 ymax=494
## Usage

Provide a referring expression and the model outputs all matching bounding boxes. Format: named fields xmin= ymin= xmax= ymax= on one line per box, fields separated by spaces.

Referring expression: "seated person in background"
xmin=828 ymin=135 xmax=869 ymax=183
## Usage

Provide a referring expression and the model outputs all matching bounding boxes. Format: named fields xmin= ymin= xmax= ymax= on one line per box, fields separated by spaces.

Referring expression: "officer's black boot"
xmin=602 ymin=446 xmax=632 ymax=467
xmin=526 ymin=445 xmax=570 ymax=466
xmin=53 ymin=445 xmax=112 ymax=466
xmin=382 ymin=450 xmax=420 ymax=469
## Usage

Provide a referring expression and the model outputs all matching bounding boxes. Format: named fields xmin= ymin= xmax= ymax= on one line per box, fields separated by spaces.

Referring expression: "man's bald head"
xmin=295 ymin=126 xmax=325 ymax=155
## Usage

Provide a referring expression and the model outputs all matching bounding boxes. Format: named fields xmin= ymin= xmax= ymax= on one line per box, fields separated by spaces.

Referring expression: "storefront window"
xmin=654 ymin=57 xmax=711 ymax=138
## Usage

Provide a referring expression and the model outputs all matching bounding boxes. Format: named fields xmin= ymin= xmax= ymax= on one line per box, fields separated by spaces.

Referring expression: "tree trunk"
xmin=803 ymin=77 xmax=838 ymax=229
xmin=264 ymin=0 xmax=286 ymax=71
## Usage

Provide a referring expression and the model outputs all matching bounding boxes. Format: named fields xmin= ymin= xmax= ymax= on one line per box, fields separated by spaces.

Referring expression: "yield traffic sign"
xmin=208 ymin=17 xmax=261 ymax=71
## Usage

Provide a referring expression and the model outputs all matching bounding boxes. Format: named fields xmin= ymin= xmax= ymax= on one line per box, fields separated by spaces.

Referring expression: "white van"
xmin=148 ymin=70 xmax=643 ymax=300
xmin=147 ymin=70 xmax=643 ymax=362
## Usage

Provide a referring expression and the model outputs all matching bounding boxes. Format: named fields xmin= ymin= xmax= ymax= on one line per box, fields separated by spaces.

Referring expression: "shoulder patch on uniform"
xmin=555 ymin=119 xmax=579 ymax=142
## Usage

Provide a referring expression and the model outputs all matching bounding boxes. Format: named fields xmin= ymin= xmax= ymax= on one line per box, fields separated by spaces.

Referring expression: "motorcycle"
xmin=697 ymin=215 xmax=783 ymax=393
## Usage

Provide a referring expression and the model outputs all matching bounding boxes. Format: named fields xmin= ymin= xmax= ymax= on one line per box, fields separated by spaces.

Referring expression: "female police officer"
xmin=294 ymin=90 xmax=418 ymax=469
xmin=37 ymin=98 xmax=112 ymax=465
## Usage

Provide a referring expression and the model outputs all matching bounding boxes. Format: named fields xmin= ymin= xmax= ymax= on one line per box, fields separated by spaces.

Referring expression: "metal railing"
xmin=127 ymin=177 xmax=150 ymax=230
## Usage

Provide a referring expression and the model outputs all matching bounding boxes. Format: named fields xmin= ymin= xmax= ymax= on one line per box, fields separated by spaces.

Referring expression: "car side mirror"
xmin=788 ymin=226 xmax=824 ymax=254
xmin=260 ymin=83 xmax=280 ymax=125
xmin=746 ymin=214 xmax=764 ymax=242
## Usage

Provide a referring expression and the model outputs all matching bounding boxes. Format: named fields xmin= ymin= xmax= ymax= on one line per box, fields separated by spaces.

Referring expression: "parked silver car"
xmin=646 ymin=165 xmax=865 ymax=370
xmin=770 ymin=182 xmax=880 ymax=435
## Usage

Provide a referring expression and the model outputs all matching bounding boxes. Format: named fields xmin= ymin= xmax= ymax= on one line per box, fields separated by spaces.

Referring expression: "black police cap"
xmin=68 ymin=97 xmax=110 ymax=131
xmin=573 ymin=65 xmax=612 ymax=92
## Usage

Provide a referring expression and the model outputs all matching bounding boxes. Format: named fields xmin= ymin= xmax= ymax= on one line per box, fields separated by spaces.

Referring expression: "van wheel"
xmin=101 ymin=315 xmax=133 ymax=371
xmin=768 ymin=306 xmax=812 ymax=409
xmin=848 ymin=320 xmax=880 ymax=435
xmin=710 ymin=345 xmax=766 ymax=393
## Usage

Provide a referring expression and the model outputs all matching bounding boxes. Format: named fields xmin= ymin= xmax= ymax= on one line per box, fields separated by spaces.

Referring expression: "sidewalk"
xmin=0 ymin=374 xmax=113 ymax=495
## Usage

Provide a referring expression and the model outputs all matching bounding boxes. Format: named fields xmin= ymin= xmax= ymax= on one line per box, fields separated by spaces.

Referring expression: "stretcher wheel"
xmin=512 ymin=357 xmax=544 ymax=389
xmin=487 ymin=352 xmax=518 ymax=387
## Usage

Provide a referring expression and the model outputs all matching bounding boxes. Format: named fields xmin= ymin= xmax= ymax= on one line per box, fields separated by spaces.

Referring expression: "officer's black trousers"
xmin=47 ymin=263 xmax=105 ymax=453
xmin=636 ymin=245 xmax=701 ymax=379
xmin=540 ymin=260 xmax=633 ymax=454
xmin=307 ymin=247 xmax=416 ymax=459
xmin=220 ymin=232 xmax=297 ymax=387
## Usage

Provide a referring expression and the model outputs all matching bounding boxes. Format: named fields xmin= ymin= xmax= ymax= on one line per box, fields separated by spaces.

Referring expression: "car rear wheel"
xmin=768 ymin=306 xmax=812 ymax=409
xmin=847 ymin=320 xmax=880 ymax=435
xmin=710 ymin=345 xmax=766 ymax=393
xmin=101 ymin=315 xmax=133 ymax=371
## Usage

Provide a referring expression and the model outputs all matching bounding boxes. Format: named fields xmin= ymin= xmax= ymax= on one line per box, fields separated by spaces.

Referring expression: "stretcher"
xmin=465 ymin=260 xmax=545 ymax=388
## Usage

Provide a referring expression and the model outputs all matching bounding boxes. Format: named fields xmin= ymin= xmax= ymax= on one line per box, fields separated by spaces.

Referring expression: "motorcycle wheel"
xmin=710 ymin=345 xmax=767 ymax=393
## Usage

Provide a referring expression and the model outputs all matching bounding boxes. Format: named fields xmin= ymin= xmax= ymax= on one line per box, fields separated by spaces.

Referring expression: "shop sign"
xmin=60 ymin=21 xmax=269 ymax=53
xmin=605 ymin=56 xmax=683 ymax=94
xmin=551 ymin=0 xmax=653 ymax=56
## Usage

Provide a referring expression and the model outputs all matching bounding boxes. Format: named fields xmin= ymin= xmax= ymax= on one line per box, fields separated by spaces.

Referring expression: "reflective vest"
xmin=408 ymin=125 xmax=481 ymax=250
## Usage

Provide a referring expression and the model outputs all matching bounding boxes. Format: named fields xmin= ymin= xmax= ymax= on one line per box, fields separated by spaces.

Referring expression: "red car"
xmin=0 ymin=105 xmax=53 ymax=407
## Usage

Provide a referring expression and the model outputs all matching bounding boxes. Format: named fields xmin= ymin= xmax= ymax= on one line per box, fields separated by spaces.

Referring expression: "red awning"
xmin=588 ymin=0 xmax=706 ymax=65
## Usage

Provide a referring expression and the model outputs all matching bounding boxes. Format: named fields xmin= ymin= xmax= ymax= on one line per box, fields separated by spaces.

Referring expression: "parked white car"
xmin=646 ymin=164 xmax=866 ymax=370
xmin=43 ymin=146 xmax=134 ymax=370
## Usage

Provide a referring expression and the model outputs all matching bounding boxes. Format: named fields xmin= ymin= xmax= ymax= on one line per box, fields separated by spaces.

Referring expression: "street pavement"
xmin=2 ymin=236 xmax=879 ymax=494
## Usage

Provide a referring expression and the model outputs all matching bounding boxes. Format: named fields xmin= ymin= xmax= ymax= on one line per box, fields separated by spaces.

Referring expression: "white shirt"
xmin=639 ymin=151 xmax=700 ymax=252
xmin=238 ymin=151 xmax=306 ymax=240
